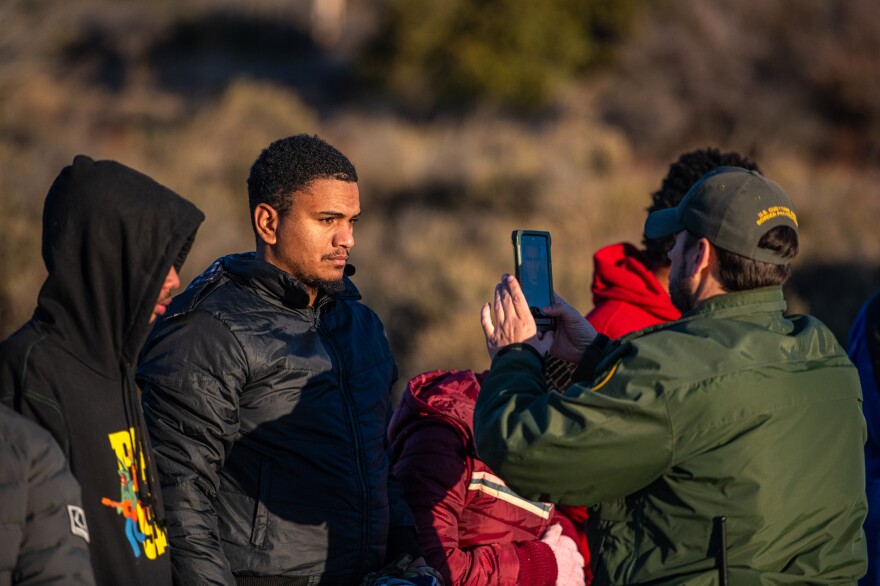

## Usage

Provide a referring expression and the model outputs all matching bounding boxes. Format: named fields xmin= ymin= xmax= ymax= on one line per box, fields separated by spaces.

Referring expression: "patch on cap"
xmin=756 ymin=205 xmax=798 ymax=227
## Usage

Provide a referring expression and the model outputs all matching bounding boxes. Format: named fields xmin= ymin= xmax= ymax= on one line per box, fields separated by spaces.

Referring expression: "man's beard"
xmin=317 ymin=276 xmax=347 ymax=296
xmin=669 ymin=264 xmax=696 ymax=313
xmin=297 ymin=272 xmax=347 ymax=297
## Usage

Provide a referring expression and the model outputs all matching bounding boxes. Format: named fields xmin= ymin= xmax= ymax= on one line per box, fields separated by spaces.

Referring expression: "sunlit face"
xmin=667 ymin=231 xmax=697 ymax=313
xmin=262 ymin=178 xmax=360 ymax=301
xmin=151 ymin=267 xmax=180 ymax=323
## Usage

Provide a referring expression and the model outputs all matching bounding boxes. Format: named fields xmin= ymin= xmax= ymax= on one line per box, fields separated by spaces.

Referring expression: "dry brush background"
xmin=1 ymin=0 xmax=879 ymax=391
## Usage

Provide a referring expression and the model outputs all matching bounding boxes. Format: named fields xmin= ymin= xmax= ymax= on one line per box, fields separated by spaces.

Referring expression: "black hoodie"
xmin=0 ymin=155 xmax=204 ymax=586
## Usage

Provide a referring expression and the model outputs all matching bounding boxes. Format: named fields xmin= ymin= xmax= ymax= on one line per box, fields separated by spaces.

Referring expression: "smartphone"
xmin=512 ymin=230 xmax=555 ymax=332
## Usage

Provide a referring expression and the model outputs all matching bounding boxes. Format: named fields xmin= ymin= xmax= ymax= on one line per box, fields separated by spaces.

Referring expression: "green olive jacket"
xmin=474 ymin=287 xmax=867 ymax=585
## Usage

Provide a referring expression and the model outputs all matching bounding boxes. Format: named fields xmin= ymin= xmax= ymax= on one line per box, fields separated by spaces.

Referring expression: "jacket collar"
xmin=222 ymin=252 xmax=361 ymax=309
xmin=621 ymin=287 xmax=790 ymax=344
xmin=685 ymin=286 xmax=787 ymax=321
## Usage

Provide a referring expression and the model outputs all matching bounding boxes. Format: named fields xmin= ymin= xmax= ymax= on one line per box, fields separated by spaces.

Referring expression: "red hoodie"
xmin=389 ymin=370 xmax=589 ymax=586
xmin=586 ymin=242 xmax=680 ymax=338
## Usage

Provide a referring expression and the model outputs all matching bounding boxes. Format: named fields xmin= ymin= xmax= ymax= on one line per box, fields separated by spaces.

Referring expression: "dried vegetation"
xmin=1 ymin=0 xmax=878 ymax=389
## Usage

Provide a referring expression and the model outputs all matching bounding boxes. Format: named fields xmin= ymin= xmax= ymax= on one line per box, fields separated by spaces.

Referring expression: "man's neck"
xmin=693 ymin=275 xmax=728 ymax=310
xmin=651 ymin=264 xmax=670 ymax=294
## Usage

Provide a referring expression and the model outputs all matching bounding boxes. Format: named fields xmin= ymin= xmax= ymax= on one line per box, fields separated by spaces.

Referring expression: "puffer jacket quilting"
xmin=0 ymin=403 xmax=95 ymax=586
xmin=138 ymin=253 xmax=400 ymax=586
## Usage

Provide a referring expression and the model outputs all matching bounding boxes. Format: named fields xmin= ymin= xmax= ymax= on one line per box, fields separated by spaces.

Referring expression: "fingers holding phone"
xmin=481 ymin=274 xmax=551 ymax=360
xmin=482 ymin=230 xmax=596 ymax=363
xmin=541 ymin=292 xmax=597 ymax=363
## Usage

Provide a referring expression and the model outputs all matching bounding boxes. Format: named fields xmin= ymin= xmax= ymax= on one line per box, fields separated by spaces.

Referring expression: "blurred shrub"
xmin=358 ymin=0 xmax=643 ymax=113
xmin=601 ymin=0 xmax=880 ymax=163
xmin=2 ymin=0 xmax=878 ymax=385
xmin=0 ymin=160 xmax=45 ymax=334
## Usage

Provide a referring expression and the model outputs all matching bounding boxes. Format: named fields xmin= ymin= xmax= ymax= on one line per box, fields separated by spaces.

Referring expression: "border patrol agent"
xmin=474 ymin=167 xmax=868 ymax=584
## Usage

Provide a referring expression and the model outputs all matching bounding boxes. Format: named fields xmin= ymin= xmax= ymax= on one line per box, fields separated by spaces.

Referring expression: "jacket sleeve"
xmin=383 ymin=360 xmax=424 ymax=564
xmin=848 ymin=293 xmax=880 ymax=585
xmin=0 ymin=341 xmax=71 ymax=463
xmin=9 ymin=413 xmax=96 ymax=585
xmin=393 ymin=422 xmax=556 ymax=586
xmin=137 ymin=311 xmax=247 ymax=586
xmin=473 ymin=345 xmax=673 ymax=505
xmin=385 ymin=467 xmax=424 ymax=564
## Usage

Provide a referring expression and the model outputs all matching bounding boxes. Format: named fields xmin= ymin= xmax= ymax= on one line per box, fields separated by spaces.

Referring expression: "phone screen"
xmin=513 ymin=230 xmax=554 ymax=331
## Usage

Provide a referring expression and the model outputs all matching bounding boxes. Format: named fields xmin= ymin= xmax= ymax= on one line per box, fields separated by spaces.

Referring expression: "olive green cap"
xmin=644 ymin=166 xmax=798 ymax=265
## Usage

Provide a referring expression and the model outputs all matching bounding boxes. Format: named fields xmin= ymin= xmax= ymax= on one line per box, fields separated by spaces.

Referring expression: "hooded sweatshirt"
xmin=586 ymin=242 xmax=680 ymax=338
xmin=0 ymin=155 xmax=204 ymax=586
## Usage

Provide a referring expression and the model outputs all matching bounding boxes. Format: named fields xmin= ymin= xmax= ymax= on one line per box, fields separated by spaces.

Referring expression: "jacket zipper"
xmin=623 ymin=495 xmax=645 ymax=584
xmin=315 ymin=305 xmax=370 ymax=579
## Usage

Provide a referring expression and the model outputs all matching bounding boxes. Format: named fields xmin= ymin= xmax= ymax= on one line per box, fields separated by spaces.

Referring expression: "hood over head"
xmin=388 ymin=369 xmax=487 ymax=452
xmin=35 ymin=155 xmax=205 ymax=371
xmin=591 ymin=242 xmax=680 ymax=322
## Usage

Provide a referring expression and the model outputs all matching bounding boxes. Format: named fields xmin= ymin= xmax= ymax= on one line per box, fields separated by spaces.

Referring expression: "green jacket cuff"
xmin=495 ymin=343 xmax=545 ymax=366
xmin=571 ymin=334 xmax=610 ymax=384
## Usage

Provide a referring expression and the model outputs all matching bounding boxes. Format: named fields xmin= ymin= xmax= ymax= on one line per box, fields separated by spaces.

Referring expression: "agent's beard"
xmin=669 ymin=263 xmax=696 ymax=314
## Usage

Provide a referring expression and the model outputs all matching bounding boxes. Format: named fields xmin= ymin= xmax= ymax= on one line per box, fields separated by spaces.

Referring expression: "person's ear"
xmin=254 ymin=203 xmax=279 ymax=246
xmin=691 ymin=237 xmax=714 ymax=277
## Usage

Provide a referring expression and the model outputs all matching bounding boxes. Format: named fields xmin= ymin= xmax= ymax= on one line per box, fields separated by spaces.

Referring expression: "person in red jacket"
xmin=389 ymin=369 xmax=587 ymax=586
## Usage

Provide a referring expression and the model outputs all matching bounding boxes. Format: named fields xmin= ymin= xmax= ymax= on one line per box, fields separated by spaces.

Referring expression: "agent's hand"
xmin=540 ymin=523 xmax=586 ymax=586
xmin=481 ymin=274 xmax=551 ymax=360
xmin=541 ymin=293 xmax=597 ymax=363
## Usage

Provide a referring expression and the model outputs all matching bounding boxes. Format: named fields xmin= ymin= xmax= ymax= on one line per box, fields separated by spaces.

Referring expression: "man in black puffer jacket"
xmin=138 ymin=134 xmax=428 ymax=586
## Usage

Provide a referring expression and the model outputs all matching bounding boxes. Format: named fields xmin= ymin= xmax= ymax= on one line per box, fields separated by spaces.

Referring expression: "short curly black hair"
xmin=247 ymin=134 xmax=358 ymax=232
xmin=643 ymin=147 xmax=760 ymax=267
